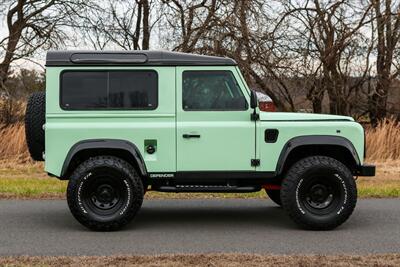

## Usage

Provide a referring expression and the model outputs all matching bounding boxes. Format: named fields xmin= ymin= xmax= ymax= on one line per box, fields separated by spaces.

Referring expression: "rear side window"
xmin=61 ymin=70 xmax=158 ymax=110
xmin=182 ymin=71 xmax=248 ymax=111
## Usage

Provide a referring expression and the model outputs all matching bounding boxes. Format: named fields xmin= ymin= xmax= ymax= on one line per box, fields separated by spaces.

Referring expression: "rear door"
xmin=176 ymin=66 xmax=255 ymax=172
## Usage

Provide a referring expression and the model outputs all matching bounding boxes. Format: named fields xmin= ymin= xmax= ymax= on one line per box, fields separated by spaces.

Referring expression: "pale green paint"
xmin=44 ymin=65 xmax=365 ymax=177
xmin=256 ymin=114 xmax=364 ymax=172
xmin=257 ymin=111 xmax=364 ymax=170
xmin=259 ymin=112 xmax=355 ymax=121
xmin=175 ymin=66 xmax=255 ymax=171
xmin=45 ymin=66 xmax=176 ymax=176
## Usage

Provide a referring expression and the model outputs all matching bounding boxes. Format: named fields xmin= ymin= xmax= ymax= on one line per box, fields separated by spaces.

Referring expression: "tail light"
xmin=259 ymin=101 xmax=276 ymax=112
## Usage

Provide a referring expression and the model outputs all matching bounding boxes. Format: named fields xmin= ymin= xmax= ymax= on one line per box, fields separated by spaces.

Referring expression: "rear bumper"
xmin=356 ymin=164 xmax=376 ymax=176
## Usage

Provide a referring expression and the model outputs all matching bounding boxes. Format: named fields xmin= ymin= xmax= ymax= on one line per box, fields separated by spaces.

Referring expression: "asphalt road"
xmin=0 ymin=198 xmax=399 ymax=256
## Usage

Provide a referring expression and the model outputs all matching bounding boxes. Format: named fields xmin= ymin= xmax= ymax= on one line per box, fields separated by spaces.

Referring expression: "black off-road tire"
xmin=281 ymin=156 xmax=357 ymax=230
xmin=25 ymin=91 xmax=45 ymax=161
xmin=67 ymin=156 xmax=144 ymax=231
xmin=266 ymin=189 xmax=282 ymax=206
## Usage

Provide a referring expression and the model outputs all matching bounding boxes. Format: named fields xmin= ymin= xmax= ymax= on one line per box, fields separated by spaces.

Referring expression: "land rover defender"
xmin=25 ymin=50 xmax=375 ymax=231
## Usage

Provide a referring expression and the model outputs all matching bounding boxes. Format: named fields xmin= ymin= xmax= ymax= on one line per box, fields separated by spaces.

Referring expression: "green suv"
xmin=25 ymin=50 xmax=375 ymax=231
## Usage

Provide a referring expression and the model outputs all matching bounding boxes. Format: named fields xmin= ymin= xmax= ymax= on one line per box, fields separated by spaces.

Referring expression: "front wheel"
xmin=281 ymin=156 xmax=357 ymax=230
xmin=67 ymin=156 xmax=144 ymax=231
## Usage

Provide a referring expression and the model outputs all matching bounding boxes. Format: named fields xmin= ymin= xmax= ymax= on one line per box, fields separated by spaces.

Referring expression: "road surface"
xmin=0 ymin=199 xmax=399 ymax=256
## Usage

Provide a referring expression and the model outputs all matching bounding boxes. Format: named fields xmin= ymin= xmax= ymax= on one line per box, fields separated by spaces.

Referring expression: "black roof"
xmin=46 ymin=50 xmax=237 ymax=66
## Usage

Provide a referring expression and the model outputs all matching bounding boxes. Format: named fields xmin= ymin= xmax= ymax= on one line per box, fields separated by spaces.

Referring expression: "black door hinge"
xmin=250 ymin=113 xmax=259 ymax=121
xmin=251 ymin=159 xmax=260 ymax=167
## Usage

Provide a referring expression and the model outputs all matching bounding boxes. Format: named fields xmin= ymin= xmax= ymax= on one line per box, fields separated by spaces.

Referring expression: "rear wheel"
xmin=281 ymin=156 xmax=357 ymax=230
xmin=265 ymin=189 xmax=281 ymax=206
xmin=67 ymin=156 xmax=144 ymax=231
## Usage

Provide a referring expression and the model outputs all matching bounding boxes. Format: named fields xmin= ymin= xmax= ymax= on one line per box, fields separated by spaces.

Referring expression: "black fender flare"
xmin=275 ymin=135 xmax=361 ymax=175
xmin=61 ymin=139 xmax=147 ymax=178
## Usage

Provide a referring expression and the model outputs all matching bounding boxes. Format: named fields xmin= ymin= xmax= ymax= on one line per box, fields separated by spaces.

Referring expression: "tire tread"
xmin=25 ymin=92 xmax=45 ymax=161
xmin=67 ymin=156 xmax=144 ymax=231
xmin=281 ymin=156 xmax=357 ymax=230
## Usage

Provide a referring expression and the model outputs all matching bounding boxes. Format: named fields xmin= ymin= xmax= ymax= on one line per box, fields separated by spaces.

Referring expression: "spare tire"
xmin=25 ymin=92 xmax=45 ymax=161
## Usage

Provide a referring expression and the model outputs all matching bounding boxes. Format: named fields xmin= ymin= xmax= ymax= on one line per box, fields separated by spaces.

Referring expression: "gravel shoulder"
xmin=1 ymin=254 xmax=400 ymax=267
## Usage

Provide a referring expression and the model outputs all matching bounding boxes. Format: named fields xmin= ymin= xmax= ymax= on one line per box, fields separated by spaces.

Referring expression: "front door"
xmin=176 ymin=66 xmax=256 ymax=172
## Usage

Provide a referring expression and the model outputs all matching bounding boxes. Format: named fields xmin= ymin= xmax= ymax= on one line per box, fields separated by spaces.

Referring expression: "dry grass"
xmin=366 ymin=118 xmax=400 ymax=161
xmin=0 ymin=99 xmax=27 ymax=126
xmin=0 ymin=122 xmax=31 ymax=163
xmin=1 ymin=253 xmax=400 ymax=267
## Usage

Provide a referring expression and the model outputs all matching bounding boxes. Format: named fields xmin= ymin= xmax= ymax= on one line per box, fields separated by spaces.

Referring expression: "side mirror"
xmin=250 ymin=90 xmax=258 ymax=109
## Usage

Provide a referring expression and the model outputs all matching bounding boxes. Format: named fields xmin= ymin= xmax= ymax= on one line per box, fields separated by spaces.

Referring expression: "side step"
xmin=154 ymin=185 xmax=261 ymax=193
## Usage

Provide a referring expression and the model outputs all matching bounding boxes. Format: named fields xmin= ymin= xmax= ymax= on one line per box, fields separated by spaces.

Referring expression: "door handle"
xmin=183 ymin=134 xmax=201 ymax=139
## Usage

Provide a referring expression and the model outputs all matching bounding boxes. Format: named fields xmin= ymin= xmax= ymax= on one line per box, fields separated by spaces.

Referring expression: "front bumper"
xmin=356 ymin=164 xmax=376 ymax=176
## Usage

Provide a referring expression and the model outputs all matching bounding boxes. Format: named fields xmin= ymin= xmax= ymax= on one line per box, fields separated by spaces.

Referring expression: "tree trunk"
xmin=368 ymin=0 xmax=400 ymax=126
xmin=312 ymin=97 xmax=323 ymax=114
xmin=141 ymin=0 xmax=150 ymax=50
xmin=369 ymin=78 xmax=390 ymax=126
xmin=327 ymin=88 xmax=348 ymax=115
xmin=0 ymin=25 xmax=23 ymax=125
xmin=306 ymin=83 xmax=324 ymax=114
xmin=0 ymin=27 xmax=23 ymax=93
xmin=1 ymin=0 xmax=25 ymax=93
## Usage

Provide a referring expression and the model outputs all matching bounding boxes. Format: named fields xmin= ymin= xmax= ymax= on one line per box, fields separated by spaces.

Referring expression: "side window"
xmin=61 ymin=71 xmax=158 ymax=110
xmin=182 ymin=71 xmax=248 ymax=111
xmin=61 ymin=72 xmax=108 ymax=109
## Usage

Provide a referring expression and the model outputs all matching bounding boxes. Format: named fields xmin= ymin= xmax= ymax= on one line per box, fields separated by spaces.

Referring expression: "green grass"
xmin=0 ymin=175 xmax=268 ymax=199
xmin=0 ymin=177 xmax=67 ymax=199
xmin=358 ymin=184 xmax=400 ymax=198
xmin=1 ymin=177 xmax=399 ymax=199
xmin=0 ymin=163 xmax=399 ymax=199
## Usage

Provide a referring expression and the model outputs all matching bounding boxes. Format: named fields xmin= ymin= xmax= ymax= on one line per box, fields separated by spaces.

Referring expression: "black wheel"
xmin=25 ymin=92 xmax=45 ymax=161
xmin=281 ymin=156 xmax=357 ymax=230
xmin=266 ymin=189 xmax=281 ymax=206
xmin=67 ymin=156 xmax=144 ymax=231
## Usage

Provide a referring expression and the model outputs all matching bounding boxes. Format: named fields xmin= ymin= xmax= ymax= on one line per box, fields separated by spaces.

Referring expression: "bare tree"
xmin=369 ymin=0 xmax=400 ymax=125
xmin=234 ymin=0 xmax=295 ymax=110
xmin=0 ymin=0 xmax=89 ymax=95
xmin=160 ymin=0 xmax=218 ymax=52
xmin=277 ymin=0 xmax=373 ymax=114
xmin=76 ymin=0 xmax=154 ymax=50
xmin=159 ymin=0 xmax=296 ymax=110
xmin=1 ymin=0 xmax=398 ymax=121
xmin=0 ymin=0 xmax=91 ymax=124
